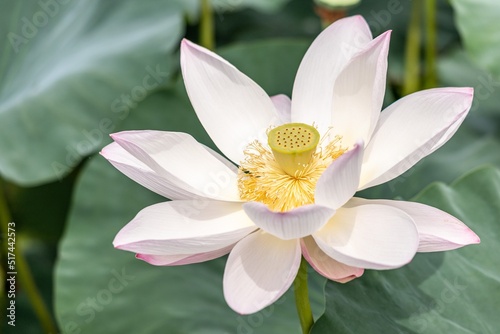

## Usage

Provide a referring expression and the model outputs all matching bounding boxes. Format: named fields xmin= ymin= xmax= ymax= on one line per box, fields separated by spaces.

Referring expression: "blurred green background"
xmin=1 ymin=0 xmax=499 ymax=333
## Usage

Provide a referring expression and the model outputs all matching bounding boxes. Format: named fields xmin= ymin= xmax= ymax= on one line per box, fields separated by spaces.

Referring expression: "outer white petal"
xmin=243 ymin=202 xmax=335 ymax=240
xmin=315 ymin=142 xmax=363 ymax=210
xmin=113 ymin=201 xmax=256 ymax=255
xmin=271 ymin=94 xmax=292 ymax=124
xmin=202 ymin=144 xmax=239 ymax=173
xmin=223 ymin=231 xmax=301 ymax=314
xmin=111 ymin=130 xmax=240 ymax=201
xmin=181 ymin=39 xmax=278 ymax=164
xmin=291 ymin=15 xmax=373 ymax=135
xmin=301 ymin=236 xmax=363 ymax=283
xmin=331 ymin=31 xmax=391 ymax=147
xmin=101 ymin=142 xmax=203 ymax=200
xmin=136 ymin=244 xmax=234 ymax=266
xmin=429 ymin=111 xmax=467 ymax=152
xmin=313 ymin=204 xmax=419 ymax=269
xmin=360 ymin=88 xmax=474 ymax=189
xmin=346 ymin=198 xmax=480 ymax=252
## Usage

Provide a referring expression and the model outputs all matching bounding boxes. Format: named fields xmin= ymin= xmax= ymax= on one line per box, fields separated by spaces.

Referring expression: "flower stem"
xmin=294 ymin=257 xmax=314 ymax=334
xmin=424 ymin=0 xmax=437 ymax=88
xmin=403 ymin=0 xmax=422 ymax=96
xmin=200 ymin=0 xmax=215 ymax=50
xmin=0 ymin=179 xmax=58 ymax=334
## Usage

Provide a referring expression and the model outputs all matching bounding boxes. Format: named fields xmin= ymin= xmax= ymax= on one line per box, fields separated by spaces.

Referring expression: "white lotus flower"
xmin=101 ymin=15 xmax=479 ymax=314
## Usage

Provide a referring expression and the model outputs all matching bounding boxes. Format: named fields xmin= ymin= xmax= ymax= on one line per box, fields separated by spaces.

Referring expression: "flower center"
xmin=238 ymin=123 xmax=346 ymax=212
xmin=267 ymin=123 xmax=320 ymax=176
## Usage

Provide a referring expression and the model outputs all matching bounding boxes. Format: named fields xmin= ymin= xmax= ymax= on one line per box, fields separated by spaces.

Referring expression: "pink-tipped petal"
xmin=101 ymin=142 xmax=202 ymax=200
xmin=429 ymin=110 xmax=468 ymax=152
xmin=291 ymin=15 xmax=373 ymax=134
xmin=313 ymin=203 xmax=419 ymax=270
xmin=360 ymin=87 xmax=474 ymax=189
xmin=223 ymin=230 xmax=301 ymax=314
xmin=331 ymin=31 xmax=391 ymax=147
xmin=315 ymin=142 xmax=364 ymax=210
xmin=136 ymin=244 xmax=234 ymax=266
xmin=113 ymin=201 xmax=256 ymax=255
xmin=271 ymin=94 xmax=292 ymax=124
xmin=243 ymin=202 xmax=335 ymax=240
xmin=346 ymin=198 xmax=480 ymax=252
xmin=181 ymin=39 xmax=277 ymax=164
xmin=110 ymin=130 xmax=240 ymax=201
xmin=301 ymin=236 xmax=363 ymax=283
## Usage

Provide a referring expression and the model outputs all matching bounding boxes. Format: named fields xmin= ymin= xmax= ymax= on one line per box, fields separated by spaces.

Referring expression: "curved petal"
xmin=101 ymin=142 xmax=204 ymax=200
xmin=360 ymin=87 xmax=474 ymax=189
xmin=312 ymin=203 xmax=419 ymax=269
xmin=136 ymin=244 xmax=234 ymax=266
xmin=429 ymin=111 xmax=467 ymax=152
xmin=301 ymin=236 xmax=363 ymax=283
xmin=113 ymin=201 xmax=256 ymax=255
xmin=346 ymin=198 xmax=480 ymax=252
xmin=331 ymin=31 xmax=391 ymax=147
xmin=110 ymin=130 xmax=240 ymax=201
xmin=315 ymin=142 xmax=364 ymax=210
xmin=243 ymin=202 xmax=335 ymax=240
xmin=181 ymin=39 xmax=277 ymax=164
xmin=271 ymin=94 xmax=292 ymax=124
xmin=223 ymin=230 xmax=301 ymax=314
xmin=202 ymin=144 xmax=239 ymax=173
xmin=291 ymin=15 xmax=373 ymax=135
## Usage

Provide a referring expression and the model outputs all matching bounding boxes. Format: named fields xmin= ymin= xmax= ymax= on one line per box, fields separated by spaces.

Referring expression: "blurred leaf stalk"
xmin=404 ymin=0 xmax=438 ymax=95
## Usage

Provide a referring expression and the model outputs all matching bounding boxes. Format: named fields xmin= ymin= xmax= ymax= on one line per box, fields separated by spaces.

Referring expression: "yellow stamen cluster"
xmin=238 ymin=133 xmax=345 ymax=212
